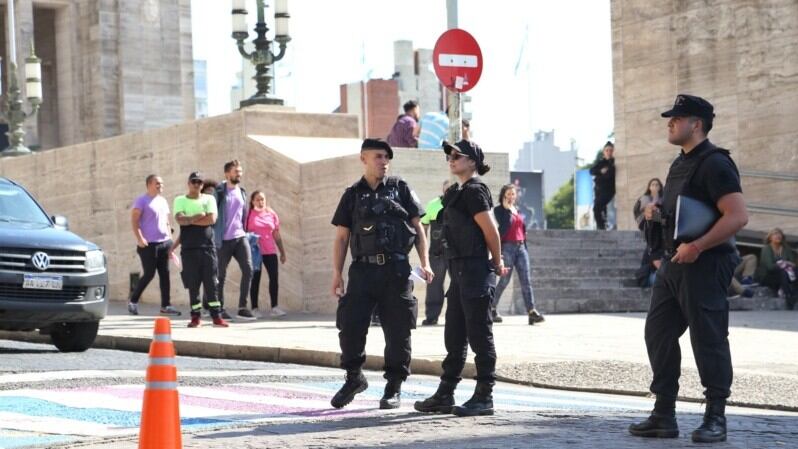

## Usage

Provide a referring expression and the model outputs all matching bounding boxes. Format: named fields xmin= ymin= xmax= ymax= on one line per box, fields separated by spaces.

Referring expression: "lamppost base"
xmin=1 ymin=145 xmax=32 ymax=157
xmin=240 ymin=95 xmax=284 ymax=108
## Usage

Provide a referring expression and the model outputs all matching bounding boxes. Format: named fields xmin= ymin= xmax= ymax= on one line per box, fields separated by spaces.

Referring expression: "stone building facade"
xmin=0 ymin=0 xmax=195 ymax=150
xmin=611 ymin=0 xmax=798 ymax=235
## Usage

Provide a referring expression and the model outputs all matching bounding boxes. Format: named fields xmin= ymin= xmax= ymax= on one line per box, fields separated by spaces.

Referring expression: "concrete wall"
xmin=611 ymin=0 xmax=798 ymax=235
xmin=0 ymin=109 xmax=508 ymax=314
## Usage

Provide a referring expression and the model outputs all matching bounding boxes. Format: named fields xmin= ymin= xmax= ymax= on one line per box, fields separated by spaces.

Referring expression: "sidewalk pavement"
xmin=3 ymin=300 xmax=797 ymax=410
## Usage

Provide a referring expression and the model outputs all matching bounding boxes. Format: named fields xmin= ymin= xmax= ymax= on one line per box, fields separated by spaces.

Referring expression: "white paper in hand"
xmin=409 ymin=266 xmax=426 ymax=283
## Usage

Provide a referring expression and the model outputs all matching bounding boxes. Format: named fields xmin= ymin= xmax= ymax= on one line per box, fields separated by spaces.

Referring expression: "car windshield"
xmin=0 ymin=183 xmax=51 ymax=226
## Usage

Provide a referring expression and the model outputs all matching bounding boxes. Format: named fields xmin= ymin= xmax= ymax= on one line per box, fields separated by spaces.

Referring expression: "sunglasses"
xmin=446 ymin=153 xmax=469 ymax=162
xmin=190 ymin=179 xmax=203 ymax=185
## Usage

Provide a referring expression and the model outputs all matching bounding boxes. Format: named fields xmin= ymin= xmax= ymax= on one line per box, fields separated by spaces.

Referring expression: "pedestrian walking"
xmin=329 ymin=138 xmax=433 ymax=410
xmin=247 ymin=190 xmax=287 ymax=317
xmin=492 ymin=184 xmax=544 ymax=325
xmin=629 ymin=94 xmax=748 ymax=443
xmin=213 ymin=160 xmax=255 ymax=321
xmin=386 ymin=100 xmax=420 ymax=148
xmin=128 ymin=175 xmax=180 ymax=316
xmin=420 ymin=180 xmax=450 ymax=325
xmin=589 ymin=142 xmax=616 ymax=230
xmin=415 ymin=139 xmax=508 ymax=417
xmin=173 ymin=172 xmax=228 ymax=328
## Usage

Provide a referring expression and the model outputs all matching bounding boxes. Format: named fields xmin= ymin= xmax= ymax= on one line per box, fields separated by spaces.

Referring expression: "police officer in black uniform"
xmin=414 ymin=139 xmax=507 ymax=417
xmin=629 ymin=95 xmax=748 ymax=443
xmin=330 ymin=138 xmax=433 ymax=410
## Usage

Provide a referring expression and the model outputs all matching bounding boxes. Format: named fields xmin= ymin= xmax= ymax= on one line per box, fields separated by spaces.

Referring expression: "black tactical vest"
xmin=660 ymin=144 xmax=738 ymax=253
xmin=442 ymin=180 xmax=490 ymax=259
xmin=428 ymin=203 xmax=445 ymax=257
xmin=350 ymin=177 xmax=417 ymax=257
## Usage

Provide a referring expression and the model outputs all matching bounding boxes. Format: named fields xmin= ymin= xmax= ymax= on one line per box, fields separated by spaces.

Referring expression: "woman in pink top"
xmin=247 ymin=191 xmax=287 ymax=317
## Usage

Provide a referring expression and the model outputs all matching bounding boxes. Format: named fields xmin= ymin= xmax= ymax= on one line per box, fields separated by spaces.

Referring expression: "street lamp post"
xmin=231 ymin=0 xmax=291 ymax=108
xmin=1 ymin=0 xmax=42 ymax=157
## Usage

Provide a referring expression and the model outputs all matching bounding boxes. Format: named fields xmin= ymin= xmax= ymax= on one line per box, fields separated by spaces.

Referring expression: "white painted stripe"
xmin=0 ymin=368 xmax=336 ymax=384
xmin=145 ymin=381 xmax=177 ymax=390
xmin=178 ymin=386 xmax=371 ymax=411
xmin=438 ymin=53 xmax=478 ymax=68
xmin=0 ymin=412 xmax=134 ymax=437
xmin=148 ymin=357 xmax=175 ymax=366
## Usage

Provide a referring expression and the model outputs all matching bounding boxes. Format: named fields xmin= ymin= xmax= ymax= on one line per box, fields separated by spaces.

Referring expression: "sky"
xmin=191 ymin=0 xmax=614 ymax=165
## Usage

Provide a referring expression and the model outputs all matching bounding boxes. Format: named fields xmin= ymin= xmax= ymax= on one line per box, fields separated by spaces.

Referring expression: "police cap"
xmin=361 ymin=138 xmax=393 ymax=159
xmin=443 ymin=139 xmax=485 ymax=166
xmin=661 ymin=94 xmax=715 ymax=122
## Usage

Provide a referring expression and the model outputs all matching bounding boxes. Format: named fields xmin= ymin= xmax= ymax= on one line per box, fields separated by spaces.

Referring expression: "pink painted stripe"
xmin=69 ymin=386 xmax=375 ymax=418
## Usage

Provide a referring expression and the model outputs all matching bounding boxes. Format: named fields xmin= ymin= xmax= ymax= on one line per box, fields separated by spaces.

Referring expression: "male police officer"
xmin=629 ymin=95 xmax=748 ymax=443
xmin=330 ymin=138 xmax=434 ymax=409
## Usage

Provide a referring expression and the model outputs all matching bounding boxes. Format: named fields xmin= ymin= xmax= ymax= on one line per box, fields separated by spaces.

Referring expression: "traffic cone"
xmin=138 ymin=317 xmax=182 ymax=449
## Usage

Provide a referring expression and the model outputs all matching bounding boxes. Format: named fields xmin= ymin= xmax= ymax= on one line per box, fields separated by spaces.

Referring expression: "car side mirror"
xmin=52 ymin=215 xmax=69 ymax=230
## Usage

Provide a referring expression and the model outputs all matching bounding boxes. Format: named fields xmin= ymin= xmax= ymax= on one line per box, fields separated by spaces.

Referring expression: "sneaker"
xmin=127 ymin=302 xmax=138 ymax=315
xmin=251 ymin=308 xmax=262 ymax=319
xmin=421 ymin=318 xmax=438 ymax=326
xmin=212 ymin=317 xmax=229 ymax=328
xmin=160 ymin=306 xmax=182 ymax=316
xmin=220 ymin=310 xmax=233 ymax=320
xmin=269 ymin=307 xmax=287 ymax=317
xmin=237 ymin=308 xmax=257 ymax=321
xmin=740 ymin=276 xmax=754 ymax=286
xmin=187 ymin=316 xmax=201 ymax=328
xmin=491 ymin=309 xmax=503 ymax=323
xmin=528 ymin=309 xmax=545 ymax=325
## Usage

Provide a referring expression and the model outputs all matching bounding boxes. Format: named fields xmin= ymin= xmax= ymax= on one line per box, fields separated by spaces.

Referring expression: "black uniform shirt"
xmin=443 ymin=177 xmax=493 ymax=217
xmin=331 ymin=176 xmax=422 ymax=229
xmin=661 ymin=139 xmax=742 ymax=252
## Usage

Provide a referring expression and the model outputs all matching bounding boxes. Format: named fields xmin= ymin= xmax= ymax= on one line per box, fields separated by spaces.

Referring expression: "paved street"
xmin=1 ymin=339 xmax=796 ymax=449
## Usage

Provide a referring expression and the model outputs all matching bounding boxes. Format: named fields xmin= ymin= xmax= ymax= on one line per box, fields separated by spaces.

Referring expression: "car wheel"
xmin=50 ymin=321 xmax=100 ymax=352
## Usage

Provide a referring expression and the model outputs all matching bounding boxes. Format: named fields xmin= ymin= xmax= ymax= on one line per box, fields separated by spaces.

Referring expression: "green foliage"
xmin=544 ymin=176 xmax=574 ymax=229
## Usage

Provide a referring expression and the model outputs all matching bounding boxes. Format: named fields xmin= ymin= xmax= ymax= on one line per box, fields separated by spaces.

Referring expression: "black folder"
xmin=674 ymin=195 xmax=735 ymax=250
xmin=674 ymin=195 xmax=718 ymax=241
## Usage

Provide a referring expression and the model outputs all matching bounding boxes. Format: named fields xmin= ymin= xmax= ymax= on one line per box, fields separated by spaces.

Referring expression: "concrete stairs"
xmin=497 ymin=230 xmax=785 ymax=315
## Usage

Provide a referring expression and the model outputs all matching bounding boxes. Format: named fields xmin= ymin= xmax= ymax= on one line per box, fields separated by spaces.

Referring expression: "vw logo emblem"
xmin=31 ymin=252 xmax=50 ymax=271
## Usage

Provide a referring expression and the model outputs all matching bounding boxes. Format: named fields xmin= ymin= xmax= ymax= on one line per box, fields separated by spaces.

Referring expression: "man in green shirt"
xmin=420 ymin=180 xmax=450 ymax=325
xmin=173 ymin=172 xmax=228 ymax=328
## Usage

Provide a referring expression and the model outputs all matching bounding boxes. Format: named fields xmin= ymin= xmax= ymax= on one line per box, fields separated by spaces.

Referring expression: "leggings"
xmin=250 ymin=254 xmax=279 ymax=309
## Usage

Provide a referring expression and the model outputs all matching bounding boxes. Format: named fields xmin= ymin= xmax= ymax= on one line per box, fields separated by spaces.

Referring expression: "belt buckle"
xmin=376 ymin=254 xmax=386 ymax=265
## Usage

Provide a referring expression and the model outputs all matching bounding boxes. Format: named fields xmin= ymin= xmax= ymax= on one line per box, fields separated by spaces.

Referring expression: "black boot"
xmin=692 ymin=400 xmax=727 ymax=443
xmin=452 ymin=383 xmax=494 ymax=417
xmin=379 ymin=379 xmax=402 ymax=409
xmin=629 ymin=398 xmax=679 ymax=438
xmin=414 ymin=381 xmax=456 ymax=413
xmin=330 ymin=372 xmax=368 ymax=409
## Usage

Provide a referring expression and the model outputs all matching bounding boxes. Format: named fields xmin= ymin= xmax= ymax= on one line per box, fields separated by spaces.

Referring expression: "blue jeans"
xmin=493 ymin=242 xmax=536 ymax=312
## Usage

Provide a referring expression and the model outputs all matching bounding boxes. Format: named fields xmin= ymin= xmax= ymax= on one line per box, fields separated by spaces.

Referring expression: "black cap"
xmin=361 ymin=138 xmax=393 ymax=159
xmin=661 ymin=94 xmax=715 ymax=121
xmin=188 ymin=171 xmax=203 ymax=182
xmin=443 ymin=139 xmax=484 ymax=166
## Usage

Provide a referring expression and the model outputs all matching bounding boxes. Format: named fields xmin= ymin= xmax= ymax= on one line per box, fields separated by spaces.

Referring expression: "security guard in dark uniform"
xmin=414 ymin=140 xmax=507 ymax=417
xmin=330 ymin=138 xmax=433 ymax=410
xmin=629 ymin=95 xmax=748 ymax=443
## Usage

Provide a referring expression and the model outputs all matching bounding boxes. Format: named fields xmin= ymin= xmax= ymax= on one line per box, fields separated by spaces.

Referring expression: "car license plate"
xmin=22 ymin=274 xmax=63 ymax=290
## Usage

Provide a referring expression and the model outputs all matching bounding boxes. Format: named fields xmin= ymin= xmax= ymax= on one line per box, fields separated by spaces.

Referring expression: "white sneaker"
xmin=269 ymin=307 xmax=287 ymax=317
xmin=251 ymin=308 xmax=262 ymax=319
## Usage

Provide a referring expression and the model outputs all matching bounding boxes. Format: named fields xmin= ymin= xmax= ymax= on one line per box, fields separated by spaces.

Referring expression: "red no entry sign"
xmin=433 ymin=28 xmax=483 ymax=93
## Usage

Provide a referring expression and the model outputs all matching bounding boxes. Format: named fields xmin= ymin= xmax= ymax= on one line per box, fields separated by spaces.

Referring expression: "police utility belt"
xmin=354 ymin=253 xmax=408 ymax=265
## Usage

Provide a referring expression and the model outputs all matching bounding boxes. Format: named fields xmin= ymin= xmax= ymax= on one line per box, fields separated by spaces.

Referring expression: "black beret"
xmin=361 ymin=138 xmax=393 ymax=159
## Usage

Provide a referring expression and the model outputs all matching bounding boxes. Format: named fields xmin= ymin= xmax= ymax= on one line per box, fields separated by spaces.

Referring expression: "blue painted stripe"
xmin=0 ymin=396 xmax=234 ymax=429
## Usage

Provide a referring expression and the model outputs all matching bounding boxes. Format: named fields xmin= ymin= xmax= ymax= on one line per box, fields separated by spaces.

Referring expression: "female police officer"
xmin=330 ymin=138 xmax=433 ymax=410
xmin=414 ymin=139 xmax=507 ymax=417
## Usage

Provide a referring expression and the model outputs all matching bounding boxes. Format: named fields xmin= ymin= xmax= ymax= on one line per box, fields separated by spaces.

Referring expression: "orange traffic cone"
xmin=138 ymin=317 xmax=182 ymax=449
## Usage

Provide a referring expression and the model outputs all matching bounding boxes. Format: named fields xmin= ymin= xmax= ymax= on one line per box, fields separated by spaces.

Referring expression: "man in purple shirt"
xmin=387 ymin=100 xmax=420 ymax=148
xmin=213 ymin=160 xmax=255 ymax=320
xmin=129 ymin=174 xmax=180 ymax=316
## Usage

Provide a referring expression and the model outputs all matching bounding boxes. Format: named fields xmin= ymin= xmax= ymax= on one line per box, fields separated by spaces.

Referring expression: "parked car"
xmin=0 ymin=177 xmax=108 ymax=352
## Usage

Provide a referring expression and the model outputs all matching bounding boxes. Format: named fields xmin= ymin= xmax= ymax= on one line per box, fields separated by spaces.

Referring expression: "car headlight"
xmin=85 ymin=250 xmax=106 ymax=272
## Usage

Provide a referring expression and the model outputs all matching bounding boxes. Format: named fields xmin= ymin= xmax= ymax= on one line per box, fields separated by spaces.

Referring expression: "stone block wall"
xmin=0 ymin=109 xmax=508 ymax=314
xmin=611 ymin=0 xmax=798 ymax=235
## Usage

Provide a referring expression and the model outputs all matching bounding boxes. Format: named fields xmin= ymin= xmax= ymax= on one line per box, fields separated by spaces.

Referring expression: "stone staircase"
xmin=497 ymin=230 xmax=785 ymax=315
